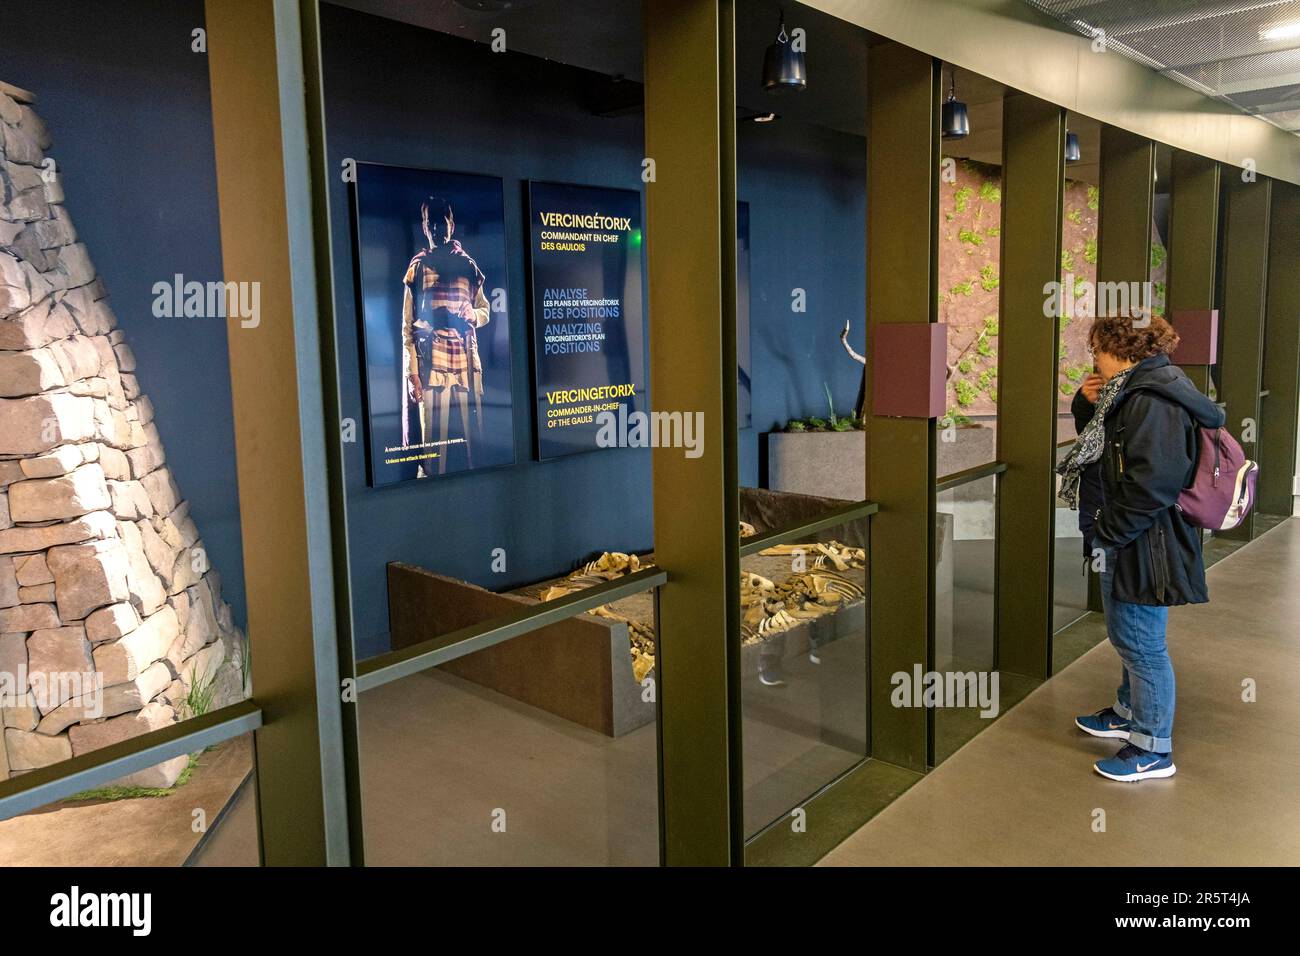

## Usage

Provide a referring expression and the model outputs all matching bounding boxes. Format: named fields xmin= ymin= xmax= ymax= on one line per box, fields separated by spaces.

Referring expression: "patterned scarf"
xmin=1057 ymin=366 xmax=1135 ymax=510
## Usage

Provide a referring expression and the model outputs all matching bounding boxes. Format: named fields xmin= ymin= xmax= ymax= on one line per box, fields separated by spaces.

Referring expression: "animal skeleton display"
xmin=740 ymin=541 xmax=866 ymax=643
xmin=535 ymin=537 xmax=865 ymax=681
xmin=840 ymin=320 xmax=867 ymax=421
xmin=537 ymin=552 xmax=658 ymax=682
xmin=758 ymin=541 xmax=866 ymax=573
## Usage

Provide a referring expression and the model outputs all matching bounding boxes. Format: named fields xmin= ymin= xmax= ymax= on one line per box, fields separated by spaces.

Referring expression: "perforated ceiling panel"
xmin=1024 ymin=0 xmax=1300 ymax=133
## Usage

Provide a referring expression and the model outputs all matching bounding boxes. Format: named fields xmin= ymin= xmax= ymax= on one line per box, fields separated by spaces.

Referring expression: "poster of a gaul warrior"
xmin=352 ymin=164 xmax=515 ymax=487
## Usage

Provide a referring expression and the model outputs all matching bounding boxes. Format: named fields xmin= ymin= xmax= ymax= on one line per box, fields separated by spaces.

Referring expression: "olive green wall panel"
xmin=865 ymin=41 xmax=939 ymax=771
xmin=643 ymin=0 xmax=741 ymax=865
xmin=994 ymin=93 xmax=1065 ymax=679
xmin=1097 ymin=127 xmax=1155 ymax=290
xmin=205 ymin=0 xmax=348 ymax=866
xmin=1168 ymin=151 xmax=1221 ymax=397
xmin=1218 ymin=174 xmax=1272 ymax=541
xmin=1259 ymin=182 xmax=1300 ymax=516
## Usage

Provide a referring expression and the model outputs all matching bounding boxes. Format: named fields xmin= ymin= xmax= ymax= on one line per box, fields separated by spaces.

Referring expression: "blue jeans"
xmin=1099 ymin=553 xmax=1175 ymax=753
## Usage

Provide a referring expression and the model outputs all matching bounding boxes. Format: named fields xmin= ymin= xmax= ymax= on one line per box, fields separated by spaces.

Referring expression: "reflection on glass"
xmin=1053 ymin=440 xmax=1090 ymax=635
xmin=359 ymin=632 xmax=660 ymax=866
xmin=1053 ymin=166 xmax=1099 ymax=639
xmin=1058 ymin=177 xmax=1100 ymax=409
xmin=937 ymin=150 xmax=1001 ymax=475
xmin=738 ymin=516 xmax=868 ymax=839
xmin=0 ymin=732 xmax=258 ymax=867
xmin=0 ymin=36 xmax=251 ymax=797
xmin=733 ymin=1 xmax=871 ymax=840
xmin=934 ymin=476 xmax=996 ymax=763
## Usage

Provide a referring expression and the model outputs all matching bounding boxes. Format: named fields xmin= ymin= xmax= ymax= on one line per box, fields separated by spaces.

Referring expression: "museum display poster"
xmin=527 ymin=181 xmax=647 ymax=460
xmin=351 ymin=163 xmax=515 ymax=486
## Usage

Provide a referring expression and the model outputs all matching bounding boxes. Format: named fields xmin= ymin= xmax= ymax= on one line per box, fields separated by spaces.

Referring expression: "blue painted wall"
xmin=322 ymin=5 xmax=865 ymax=657
xmin=737 ymin=121 xmax=867 ymax=483
xmin=0 ymin=0 xmax=246 ymax=628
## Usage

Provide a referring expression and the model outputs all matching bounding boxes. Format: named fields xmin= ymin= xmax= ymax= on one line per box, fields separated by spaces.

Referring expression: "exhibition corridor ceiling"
xmin=328 ymin=0 xmax=869 ymax=134
xmin=1023 ymin=0 xmax=1300 ymax=134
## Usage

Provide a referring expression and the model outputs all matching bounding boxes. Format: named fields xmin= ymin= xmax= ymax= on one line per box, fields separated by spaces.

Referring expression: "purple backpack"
xmin=1178 ymin=427 xmax=1258 ymax=531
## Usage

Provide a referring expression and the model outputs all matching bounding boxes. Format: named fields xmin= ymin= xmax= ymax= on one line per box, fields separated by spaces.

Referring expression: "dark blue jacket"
xmin=1074 ymin=354 xmax=1225 ymax=606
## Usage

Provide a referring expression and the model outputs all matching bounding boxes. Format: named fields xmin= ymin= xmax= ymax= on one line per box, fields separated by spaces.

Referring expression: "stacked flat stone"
xmin=0 ymin=80 xmax=248 ymax=788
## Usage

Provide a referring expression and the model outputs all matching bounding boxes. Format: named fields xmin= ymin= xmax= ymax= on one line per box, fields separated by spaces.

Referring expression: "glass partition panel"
xmin=0 ymin=0 xmax=253 ymax=860
xmin=1053 ymin=441 xmax=1090 ymax=635
xmin=1051 ymin=115 xmax=1100 ymax=657
xmin=1 ymin=732 xmax=259 ymax=867
xmin=938 ymin=66 xmax=1005 ymax=476
xmin=1058 ymin=112 xmax=1100 ymax=449
xmin=933 ymin=475 xmax=997 ymax=764
xmin=318 ymin=1 xmax=663 ymax=864
xmin=739 ymin=515 xmax=869 ymax=839
xmin=733 ymin=0 xmax=871 ymax=845
xmin=359 ymin=608 xmax=660 ymax=866
xmin=735 ymin=1 xmax=867 ymax=504
xmin=321 ymin=1 xmax=654 ymax=665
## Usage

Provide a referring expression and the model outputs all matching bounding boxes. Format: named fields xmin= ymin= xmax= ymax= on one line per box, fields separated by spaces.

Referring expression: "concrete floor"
xmin=820 ymin=517 xmax=1300 ymax=866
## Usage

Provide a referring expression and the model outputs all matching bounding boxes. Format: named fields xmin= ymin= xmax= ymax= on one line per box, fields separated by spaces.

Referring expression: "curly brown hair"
xmin=1088 ymin=314 xmax=1180 ymax=362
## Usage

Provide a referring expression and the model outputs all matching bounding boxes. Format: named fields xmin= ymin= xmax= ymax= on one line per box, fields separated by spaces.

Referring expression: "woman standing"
xmin=1057 ymin=314 xmax=1225 ymax=782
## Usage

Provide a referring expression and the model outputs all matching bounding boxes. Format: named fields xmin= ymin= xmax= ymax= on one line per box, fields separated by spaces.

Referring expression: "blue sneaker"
xmin=1074 ymin=706 xmax=1131 ymax=740
xmin=1094 ymin=743 xmax=1176 ymax=782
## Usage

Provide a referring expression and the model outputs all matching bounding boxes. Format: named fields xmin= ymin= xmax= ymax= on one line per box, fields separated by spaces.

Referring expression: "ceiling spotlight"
xmin=762 ymin=11 xmax=807 ymax=93
xmin=1065 ymin=130 xmax=1081 ymax=162
xmin=1260 ymin=21 xmax=1300 ymax=41
xmin=941 ymin=68 xmax=969 ymax=139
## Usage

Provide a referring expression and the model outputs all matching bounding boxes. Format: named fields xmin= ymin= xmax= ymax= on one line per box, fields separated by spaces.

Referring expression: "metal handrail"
xmin=739 ymin=499 xmax=878 ymax=557
xmin=935 ymin=460 xmax=1008 ymax=493
xmin=0 ymin=698 xmax=262 ymax=821
xmin=355 ymin=566 xmax=668 ymax=693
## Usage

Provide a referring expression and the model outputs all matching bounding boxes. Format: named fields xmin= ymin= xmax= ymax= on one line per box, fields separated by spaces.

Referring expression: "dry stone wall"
xmin=0 ymin=80 xmax=247 ymax=788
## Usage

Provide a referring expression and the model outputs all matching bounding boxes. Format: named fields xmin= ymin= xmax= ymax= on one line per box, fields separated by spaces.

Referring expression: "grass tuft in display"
xmin=184 ymin=664 xmax=221 ymax=720
xmin=824 ymin=382 xmax=838 ymax=428
xmin=64 ymin=756 xmax=198 ymax=803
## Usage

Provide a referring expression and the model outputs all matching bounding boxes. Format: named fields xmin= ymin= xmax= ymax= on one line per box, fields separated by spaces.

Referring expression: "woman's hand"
xmin=1081 ymin=373 xmax=1104 ymax=403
